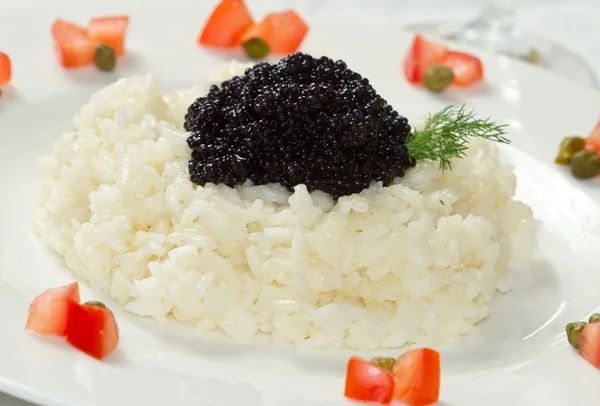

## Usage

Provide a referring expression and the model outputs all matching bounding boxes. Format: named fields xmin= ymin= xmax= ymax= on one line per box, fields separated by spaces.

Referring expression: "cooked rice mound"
xmin=35 ymin=73 xmax=539 ymax=350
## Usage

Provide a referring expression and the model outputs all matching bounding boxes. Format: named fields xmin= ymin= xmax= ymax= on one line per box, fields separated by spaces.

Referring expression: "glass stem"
xmin=477 ymin=0 xmax=518 ymax=33
xmin=460 ymin=0 xmax=530 ymax=58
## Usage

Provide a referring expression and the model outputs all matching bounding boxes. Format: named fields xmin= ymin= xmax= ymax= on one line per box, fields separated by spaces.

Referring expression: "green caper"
xmin=94 ymin=44 xmax=117 ymax=72
xmin=422 ymin=64 xmax=454 ymax=93
xmin=555 ymin=136 xmax=586 ymax=165
xmin=84 ymin=300 xmax=107 ymax=309
xmin=369 ymin=356 xmax=396 ymax=372
xmin=570 ymin=150 xmax=600 ymax=179
xmin=589 ymin=313 xmax=600 ymax=323
xmin=566 ymin=321 xmax=587 ymax=349
xmin=242 ymin=38 xmax=270 ymax=60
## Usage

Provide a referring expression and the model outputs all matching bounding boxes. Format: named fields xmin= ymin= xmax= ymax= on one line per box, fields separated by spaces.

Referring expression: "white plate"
xmin=1 ymin=1 xmax=600 ymax=405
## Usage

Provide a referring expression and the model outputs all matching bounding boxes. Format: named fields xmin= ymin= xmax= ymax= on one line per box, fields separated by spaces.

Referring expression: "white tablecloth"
xmin=1 ymin=0 xmax=599 ymax=404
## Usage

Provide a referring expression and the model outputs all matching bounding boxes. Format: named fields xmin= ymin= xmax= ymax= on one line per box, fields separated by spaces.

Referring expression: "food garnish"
xmin=566 ymin=321 xmax=587 ymax=349
xmin=422 ymin=64 xmax=454 ymax=93
xmin=0 ymin=52 xmax=12 ymax=86
xmin=87 ymin=16 xmax=129 ymax=57
xmin=578 ymin=322 xmax=600 ymax=369
xmin=405 ymin=105 xmax=510 ymax=171
xmin=51 ymin=16 xmax=129 ymax=70
xmin=555 ymin=136 xmax=585 ymax=165
xmin=51 ymin=19 xmax=96 ymax=68
xmin=404 ymin=34 xmax=484 ymax=90
xmin=404 ymin=34 xmax=449 ymax=85
xmin=84 ymin=300 xmax=108 ymax=309
xmin=584 ymin=120 xmax=600 ymax=154
xmin=94 ymin=44 xmax=117 ymax=72
xmin=242 ymin=37 xmax=270 ymax=60
xmin=570 ymin=151 xmax=600 ymax=179
xmin=25 ymin=282 xmax=80 ymax=336
xmin=239 ymin=10 xmax=309 ymax=55
xmin=393 ymin=348 xmax=440 ymax=405
xmin=26 ymin=282 xmax=119 ymax=360
xmin=198 ymin=0 xmax=308 ymax=59
xmin=345 ymin=349 xmax=441 ymax=405
xmin=369 ymin=356 xmax=396 ymax=373
xmin=443 ymin=51 xmax=484 ymax=87
xmin=66 ymin=301 xmax=119 ymax=360
xmin=198 ymin=0 xmax=254 ymax=47
xmin=589 ymin=313 xmax=600 ymax=323
xmin=345 ymin=356 xmax=395 ymax=405
xmin=185 ymin=53 xmax=508 ymax=198
xmin=556 ymin=120 xmax=600 ymax=179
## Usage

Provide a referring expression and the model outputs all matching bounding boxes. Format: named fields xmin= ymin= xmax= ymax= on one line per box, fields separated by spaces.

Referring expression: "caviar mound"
xmin=184 ymin=53 xmax=414 ymax=198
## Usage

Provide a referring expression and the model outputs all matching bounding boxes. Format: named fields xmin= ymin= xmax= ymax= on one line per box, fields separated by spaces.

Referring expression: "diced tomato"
xmin=579 ymin=322 xmax=600 ymax=369
xmin=88 ymin=16 xmax=129 ymax=57
xmin=393 ymin=348 xmax=441 ymax=406
xmin=584 ymin=120 xmax=600 ymax=154
xmin=0 ymin=52 xmax=11 ymax=85
xmin=25 ymin=282 xmax=80 ymax=336
xmin=403 ymin=34 xmax=449 ymax=84
xmin=51 ymin=19 xmax=96 ymax=68
xmin=199 ymin=0 xmax=254 ymax=47
xmin=239 ymin=10 xmax=308 ymax=54
xmin=443 ymin=51 xmax=484 ymax=87
xmin=66 ymin=302 xmax=119 ymax=360
xmin=344 ymin=356 xmax=394 ymax=405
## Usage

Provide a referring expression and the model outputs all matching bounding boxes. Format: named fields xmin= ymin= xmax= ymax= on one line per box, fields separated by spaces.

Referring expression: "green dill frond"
xmin=405 ymin=105 xmax=510 ymax=171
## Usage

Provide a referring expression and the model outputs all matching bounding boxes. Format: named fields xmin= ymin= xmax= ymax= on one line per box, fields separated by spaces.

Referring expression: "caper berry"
xmin=589 ymin=313 xmax=600 ymax=323
xmin=94 ymin=44 xmax=117 ymax=72
xmin=84 ymin=300 xmax=107 ymax=309
xmin=369 ymin=356 xmax=396 ymax=372
xmin=423 ymin=64 xmax=454 ymax=93
xmin=555 ymin=136 xmax=586 ymax=165
xmin=570 ymin=150 xmax=600 ymax=179
xmin=242 ymin=38 xmax=270 ymax=60
xmin=566 ymin=321 xmax=587 ymax=349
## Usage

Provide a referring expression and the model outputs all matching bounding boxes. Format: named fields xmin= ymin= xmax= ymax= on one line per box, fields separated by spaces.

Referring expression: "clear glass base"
xmin=405 ymin=20 xmax=598 ymax=88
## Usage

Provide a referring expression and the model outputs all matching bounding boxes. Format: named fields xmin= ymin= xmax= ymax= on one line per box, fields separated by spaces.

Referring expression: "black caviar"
xmin=184 ymin=53 xmax=414 ymax=198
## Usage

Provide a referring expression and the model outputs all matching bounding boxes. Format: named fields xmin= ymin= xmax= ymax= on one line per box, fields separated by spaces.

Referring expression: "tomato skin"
xmin=0 ymin=52 xmax=11 ymax=85
xmin=443 ymin=51 xmax=484 ymax=87
xmin=25 ymin=282 xmax=80 ymax=336
xmin=579 ymin=322 xmax=600 ymax=369
xmin=344 ymin=356 xmax=394 ymax=405
xmin=403 ymin=34 xmax=449 ymax=84
xmin=199 ymin=0 xmax=254 ymax=47
xmin=51 ymin=19 xmax=96 ymax=68
xmin=239 ymin=10 xmax=308 ymax=54
xmin=584 ymin=120 xmax=600 ymax=154
xmin=393 ymin=348 xmax=441 ymax=406
xmin=88 ymin=16 xmax=129 ymax=57
xmin=66 ymin=303 xmax=119 ymax=360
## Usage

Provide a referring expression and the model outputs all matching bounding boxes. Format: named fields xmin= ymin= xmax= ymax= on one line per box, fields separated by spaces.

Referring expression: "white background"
xmin=1 ymin=0 xmax=599 ymax=404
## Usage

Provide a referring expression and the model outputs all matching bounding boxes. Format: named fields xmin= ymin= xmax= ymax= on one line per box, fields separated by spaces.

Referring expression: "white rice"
xmin=34 ymin=69 xmax=539 ymax=350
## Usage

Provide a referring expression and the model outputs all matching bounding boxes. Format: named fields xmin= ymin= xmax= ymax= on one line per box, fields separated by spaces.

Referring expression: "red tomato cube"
xmin=443 ymin=50 xmax=484 ymax=87
xmin=579 ymin=322 xmax=600 ymax=369
xmin=51 ymin=19 xmax=96 ymax=68
xmin=199 ymin=0 xmax=254 ymax=47
xmin=0 ymin=52 xmax=11 ymax=86
xmin=25 ymin=282 xmax=80 ymax=336
xmin=239 ymin=10 xmax=308 ymax=55
xmin=344 ymin=356 xmax=394 ymax=405
xmin=66 ymin=302 xmax=119 ymax=360
xmin=403 ymin=34 xmax=449 ymax=84
xmin=88 ymin=16 xmax=130 ymax=57
xmin=393 ymin=348 xmax=441 ymax=405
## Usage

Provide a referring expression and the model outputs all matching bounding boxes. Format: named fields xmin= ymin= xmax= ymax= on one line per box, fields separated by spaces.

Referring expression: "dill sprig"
xmin=405 ymin=105 xmax=510 ymax=171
